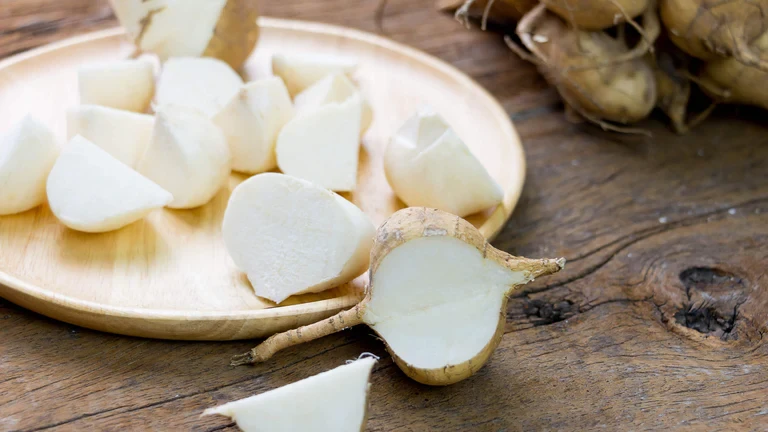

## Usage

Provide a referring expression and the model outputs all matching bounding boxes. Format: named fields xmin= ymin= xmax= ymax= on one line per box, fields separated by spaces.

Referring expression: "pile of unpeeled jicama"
xmin=0 ymin=1 xmax=568 ymax=430
xmin=446 ymin=0 xmax=768 ymax=134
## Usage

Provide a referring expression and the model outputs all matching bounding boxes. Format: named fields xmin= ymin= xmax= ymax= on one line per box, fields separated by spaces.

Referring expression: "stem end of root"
xmin=230 ymin=351 xmax=256 ymax=366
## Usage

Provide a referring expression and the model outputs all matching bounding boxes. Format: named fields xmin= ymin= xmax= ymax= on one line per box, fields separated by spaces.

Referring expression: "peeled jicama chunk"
xmin=222 ymin=173 xmax=374 ymax=304
xmin=156 ymin=57 xmax=243 ymax=118
xmin=67 ymin=105 xmax=154 ymax=168
xmin=137 ymin=105 xmax=230 ymax=209
xmin=276 ymin=95 xmax=363 ymax=192
xmin=78 ymin=58 xmax=155 ymax=112
xmin=47 ymin=135 xmax=172 ymax=233
xmin=294 ymin=73 xmax=372 ymax=136
xmin=384 ymin=107 xmax=503 ymax=217
xmin=234 ymin=208 xmax=564 ymax=386
xmin=0 ymin=116 xmax=59 ymax=215
xmin=213 ymin=77 xmax=293 ymax=174
xmin=109 ymin=0 xmax=259 ymax=69
xmin=272 ymin=52 xmax=357 ymax=96
xmin=204 ymin=357 xmax=376 ymax=432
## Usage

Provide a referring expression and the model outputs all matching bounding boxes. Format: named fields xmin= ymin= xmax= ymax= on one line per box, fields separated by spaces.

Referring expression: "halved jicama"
xmin=213 ymin=77 xmax=293 ymax=174
xmin=47 ymin=135 xmax=172 ymax=233
xmin=137 ymin=105 xmax=230 ymax=209
xmin=294 ymin=73 xmax=372 ymax=136
xmin=109 ymin=0 xmax=259 ymax=69
xmin=233 ymin=208 xmax=565 ymax=386
xmin=272 ymin=52 xmax=357 ymax=96
xmin=78 ymin=58 xmax=155 ymax=112
xmin=222 ymin=173 xmax=374 ymax=304
xmin=0 ymin=116 xmax=59 ymax=215
xmin=204 ymin=357 xmax=376 ymax=432
xmin=67 ymin=105 xmax=154 ymax=168
xmin=156 ymin=57 xmax=243 ymax=117
xmin=384 ymin=107 xmax=503 ymax=217
xmin=276 ymin=95 xmax=363 ymax=192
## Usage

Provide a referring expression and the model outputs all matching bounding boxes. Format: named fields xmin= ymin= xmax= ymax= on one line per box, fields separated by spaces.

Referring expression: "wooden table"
xmin=2 ymin=1 xmax=767 ymax=430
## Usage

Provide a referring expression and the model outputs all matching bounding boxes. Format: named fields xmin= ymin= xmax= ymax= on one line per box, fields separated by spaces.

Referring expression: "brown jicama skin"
xmin=697 ymin=29 xmax=768 ymax=109
xmin=511 ymin=4 xmax=657 ymax=133
xmin=653 ymin=43 xmax=717 ymax=134
xmin=543 ymin=0 xmax=648 ymax=30
xmin=232 ymin=207 xmax=564 ymax=386
xmin=661 ymin=0 xmax=768 ymax=71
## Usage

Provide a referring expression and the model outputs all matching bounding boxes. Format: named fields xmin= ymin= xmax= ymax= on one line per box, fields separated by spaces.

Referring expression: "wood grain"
xmin=0 ymin=20 xmax=523 ymax=340
xmin=1 ymin=0 xmax=767 ymax=431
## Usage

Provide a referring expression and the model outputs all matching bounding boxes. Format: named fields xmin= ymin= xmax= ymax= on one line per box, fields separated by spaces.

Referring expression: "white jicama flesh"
xmin=67 ymin=105 xmax=154 ymax=168
xmin=384 ymin=107 xmax=504 ymax=217
xmin=0 ymin=116 xmax=59 ymax=215
xmin=137 ymin=105 xmax=230 ymax=209
xmin=272 ymin=52 xmax=357 ymax=96
xmin=47 ymin=135 xmax=172 ymax=233
xmin=109 ymin=0 xmax=259 ymax=69
xmin=204 ymin=357 xmax=376 ymax=432
xmin=233 ymin=208 xmax=565 ymax=386
xmin=213 ymin=77 xmax=293 ymax=174
xmin=78 ymin=58 xmax=155 ymax=112
xmin=276 ymin=95 xmax=363 ymax=192
xmin=294 ymin=73 xmax=372 ymax=136
xmin=222 ymin=173 xmax=374 ymax=304
xmin=156 ymin=57 xmax=243 ymax=118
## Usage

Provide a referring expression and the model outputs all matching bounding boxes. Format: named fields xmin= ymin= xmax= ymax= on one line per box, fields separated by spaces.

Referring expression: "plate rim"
xmin=0 ymin=18 xmax=525 ymax=330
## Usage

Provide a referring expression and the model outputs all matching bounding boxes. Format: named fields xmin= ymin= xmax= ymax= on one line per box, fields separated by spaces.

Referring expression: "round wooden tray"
xmin=0 ymin=18 xmax=525 ymax=341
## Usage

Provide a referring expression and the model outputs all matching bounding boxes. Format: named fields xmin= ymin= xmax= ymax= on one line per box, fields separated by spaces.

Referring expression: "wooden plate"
xmin=0 ymin=18 xmax=525 ymax=341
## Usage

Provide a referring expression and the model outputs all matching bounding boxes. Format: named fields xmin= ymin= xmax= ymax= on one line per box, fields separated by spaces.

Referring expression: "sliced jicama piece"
xmin=294 ymin=73 xmax=372 ymax=136
xmin=233 ymin=208 xmax=564 ymax=386
xmin=222 ymin=173 xmax=374 ymax=304
xmin=384 ymin=107 xmax=504 ymax=217
xmin=272 ymin=52 xmax=357 ymax=96
xmin=78 ymin=58 xmax=155 ymax=112
xmin=109 ymin=0 xmax=259 ymax=69
xmin=156 ymin=57 xmax=243 ymax=117
xmin=213 ymin=77 xmax=293 ymax=174
xmin=0 ymin=116 xmax=59 ymax=215
xmin=204 ymin=357 xmax=376 ymax=432
xmin=47 ymin=135 xmax=172 ymax=233
xmin=137 ymin=105 xmax=230 ymax=209
xmin=276 ymin=95 xmax=363 ymax=192
xmin=66 ymin=105 xmax=154 ymax=168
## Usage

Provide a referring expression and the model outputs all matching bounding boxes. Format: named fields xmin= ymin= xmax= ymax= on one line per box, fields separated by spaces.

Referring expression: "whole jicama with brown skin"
xmin=542 ymin=0 xmax=648 ymax=30
xmin=660 ymin=0 xmax=768 ymax=71
xmin=232 ymin=207 xmax=565 ymax=386
xmin=698 ymin=29 xmax=768 ymax=110
xmin=512 ymin=4 xmax=657 ymax=132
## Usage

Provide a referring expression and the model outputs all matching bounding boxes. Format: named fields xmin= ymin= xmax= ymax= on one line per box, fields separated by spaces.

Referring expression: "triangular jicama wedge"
xmin=0 ymin=116 xmax=59 ymax=215
xmin=213 ymin=77 xmax=294 ymax=174
xmin=276 ymin=95 xmax=363 ymax=192
xmin=272 ymin=52 xmax=357 ymax=96
xmin=384 ymin=107 xmax=503 ymax=217
xmin=67 ymin=105 xmax=154 ymax=168
xmin=109 ymin=0 xmax=259 ymax=69
xmin=204 ymin=357 xmax=376 ymax=432
xmin=156 ymin=57 xmax=243 ymax=117
xmin=233 ymin=208 xmax=565 ymax=386
xmin=138 ymin=105 xmax=231 ymax=209
xmin=294 ymin=73 xmax=372 ymax=136
xmin=222 ymin=173 xmax=374 ymax=304
xmin=78 ymin=58 xmax=155 ymax=112
xmin=47 ymin=136 xmax=172 ymax=233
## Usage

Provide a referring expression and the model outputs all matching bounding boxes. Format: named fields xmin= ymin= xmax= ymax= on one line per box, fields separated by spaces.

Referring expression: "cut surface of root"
xmin=233 ymin=208 xmax=565 ymax=386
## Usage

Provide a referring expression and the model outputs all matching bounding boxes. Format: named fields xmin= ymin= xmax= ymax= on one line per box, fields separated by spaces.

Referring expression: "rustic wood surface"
xmin=1 ymin=0 xmax=767 ymax=431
